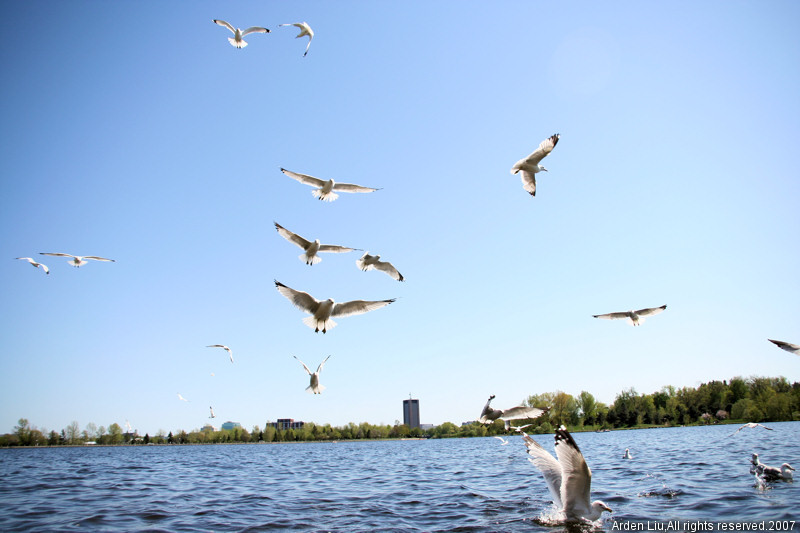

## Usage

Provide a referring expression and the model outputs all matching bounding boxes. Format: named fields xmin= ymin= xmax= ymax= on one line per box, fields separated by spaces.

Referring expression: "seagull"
xmin=593 ymin=305 xmax=667 ymax=326
xmin=524 ymin=426 xmax=613 ymax=522
xmin=15 ymin=257 xmax=49 ymax=274
xmin=280 ymin=168 xmax=379 ymax=202
xmin=274 ymin=222 xmax=359 ymax=265
xmin=510 ymin=133 xmax=560 ymax=197
xmin=279 ymin=22 xmax=314 ymax=57
xmin=125 ymin=420 xmax=132 ymax=433
xmin=493 ymin=436 xmax=510 ymax=446
xmin=177 ymin=393 xmax=189 ymax=402
xmin=39 ymin=253 xmax=115 ymax=267
xmin=478 ymin=395 xmax=549 ymax=426
xmin=750 ymin=453 xmax=762 ymax=475
xmin=294 ymin=355 xmax=331 ymax=394
xmin=768 ymin=339 xmax=800 ymax=355
xmin=274 ymin=280 xmax=395 ymax=333
xmin=756 ymin=461 xmax=795 ymax=482
xmin=510 ymin=424 xmax=532 ymax=433
xmin=209 ymin=406 xmax=216 ymax=419
xmin=212 ymin=19 xmax=269 ymax=48
xmin=623 ymin=448 xmax=633 ymax=459
xmin=207 ymin=344 xmax=234 ymax=363
xmin=729 ymin=422 xmax=774 ymax=436
xmin=356 ymin=252 xmax=404 ymax=281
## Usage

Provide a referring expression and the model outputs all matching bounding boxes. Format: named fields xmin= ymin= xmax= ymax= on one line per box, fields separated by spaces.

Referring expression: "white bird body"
xmin=524 ymin=426 xmax=612 ymax=522
xmin=510 ymin=134 xmax=560 ymax=197
xmin=39 ymin=253 xmax=115 ymax=267
xmin=478 ymin=395 xmax=549 ymax=425
xmin=279 ymin=22 xmax=314 ymax=56
xmin=209 ymin=406 xmax=216 ymax=418
xmin=280 ymin=168 xmax=379 ymax=202
xmin=768 ymin=339 xmax=800 ymax=355
xmin=213 ymin=19 xmax=269 ymax=48
xmin=207 ymin=344 xmax=234 ymax=363
xmin=623 ymin=448 xmax=632 ymax=459
xmin=274 ymin=222 xmax=358 ymax=265
xmin=16 ymin=257 xmax=49 ymax=274
xmin=294 ymin=355 xmax=330 ymax=394
xmin=593 ymin=305 xmax=667 ymax=326
xmin=274 ymin=280 xmax=395 ymax=333
xmin=357 ymin=252 xmax=404 ymax=281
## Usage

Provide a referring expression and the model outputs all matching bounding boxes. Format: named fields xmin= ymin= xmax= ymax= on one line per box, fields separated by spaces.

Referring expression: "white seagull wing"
xmin=293 ymin=355 xmax=313 ymax=375
xmin=318 ymin=244 xmax=358 ymax=254
xmin=519 ymin=170 xmax=537 ymax=196
xmin=523 ymin=433 xmax=564 ymax=509
xmin=768 ymin=339 xmax=800 ymax=354
xmin=40 ymin=252 xmax=77 ymax=258
xmin=519 ymin=134 xmax=560 ymax=167
xmin=274 ymin=281 xmax=320 ymax=314
xmin=499 ymin=405 xmax=548 ymax=421
xmin=316 ymin=354 xmax=331 ymax=373
xmin=635 ymin=305 xmax=667 ymax=317
xmin=331 ymin=182 xmax=380 ymax=194
xmin=553 ymin=427 xmax=592 ymax=518
xmin=242 ymin=26 xmax=270 ymax=36
xmin=213 ymin=19 xmax=236 ymax=34
xmin=83 ymin=256 xmax=115 ymax=262
xmin=373 ymin=260 xmax=404 ymax=282
xmin=274 ymin=222 xmax=312 ymax=250
xmin=331 ymin=298 xmax=395 ymax=318
xmin=280 ymin=168 xmax=325 ymax=188
xmin=593 ymin=312 xmax=630 ymax=320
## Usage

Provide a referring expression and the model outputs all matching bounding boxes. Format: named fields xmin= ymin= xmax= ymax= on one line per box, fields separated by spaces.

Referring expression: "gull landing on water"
xmin=274 ymin=280 xmax=395 ymax=333
xmin=212 ymin=20 xmax=269 ymax=48
xmin=294 ymin=355 xmax=330 ymax=394
xmin=478 ymin=395 xmax=549 ymax=426
xmin=768 ymin=339 xmax=800 ymax=355
xmin=40 ymin=253 xmax=115 ymax=267
xmin=207 ymin=344 xmax=234 ymax=363
xmin=593 ymin=305 xmax=667 ymax=326
xmin=280 ymin=168 xmax=379 ymax=202
xmin=357 ymin=252 xmax=404 ymax=282
xmin=279 ymin=22 xmax=314 ymax=57
xmin=510 ymin=133 xmax=560 ymax=197
xmin=524 ymin=426 xmax=612 ymax=523
xmin=274 ymin=222 xmax=359 ymax=265
xmin=15 ymin=257 xmax=49 ymax=274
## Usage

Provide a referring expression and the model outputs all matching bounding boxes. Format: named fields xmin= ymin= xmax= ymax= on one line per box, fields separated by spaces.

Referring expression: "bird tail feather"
xmin=312 ymin=190 xmax=338 ymax=202
xmin=229 ymin=37 xmax=246 ymax=48
xmin=300 ymin=253 xmax=322 ymax=265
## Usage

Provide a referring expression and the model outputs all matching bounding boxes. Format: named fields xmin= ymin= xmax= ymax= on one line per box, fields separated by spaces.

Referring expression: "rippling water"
xmin=1 ymin=423 xmax=798 ymax=531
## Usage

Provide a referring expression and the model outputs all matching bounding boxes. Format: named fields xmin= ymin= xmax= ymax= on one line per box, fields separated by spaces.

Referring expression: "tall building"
xmin=403 ymin=398 xmax=420 ymax=428
xmin=266 ymin=418 xmax=305 ymax=430
xmin=221 ymin=421 xmax=242 ymax=431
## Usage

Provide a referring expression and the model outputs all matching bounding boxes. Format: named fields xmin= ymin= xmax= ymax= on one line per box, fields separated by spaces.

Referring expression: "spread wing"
xmin=318 ymin=244 xmax=357 ymax=253
xmin=331 ymin=298 xmax=395 ymax=318
xmin=274 ymin=222 xmax=312 ymax=250
xmin=373 ymin=260 xmax=404 ymax=281
xmin=499 ymin=405 xmax=548 ymax=421
xmin=83 ymin=256 xmax=115 ymax=262
xmin=316 ymin=354 xmax=331 ymax=373
xmin=519 ymin=170 xmax=537 ymax=196
xmin=523 ymin=433 xmax=564 ymax=509
xmin=553 ymin=427 xmax=592 ymax=517
xmin=519 ymin=134 xmax=560 ymax=167
xmin=331 ymin=182 xmax=380 ymax=194
xmin=635 ymin=305 xmax=666 ymax=317
xmin=40 ymin=252 xmax=76 ymax=258
xmin=768 ymin=339 xmax=800 ymax=354
xmin=280 ymin=168 xmax=326 ymax=188
xmin=293 ymin=355 xmax=313 ymax=375
xmin=593 ymin=312 xmax=629 ymax=320
xmin=213 ymin=19 xmax=235 ymax=33
xmin=242 ymin=26 xmax=270 ymax=36
xmin=274 ymin=281 xmax=320 ymax=313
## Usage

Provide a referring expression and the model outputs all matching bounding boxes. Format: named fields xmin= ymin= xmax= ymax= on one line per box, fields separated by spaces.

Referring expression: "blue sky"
xmin=2 ymin=1 xmax=799 ymax=436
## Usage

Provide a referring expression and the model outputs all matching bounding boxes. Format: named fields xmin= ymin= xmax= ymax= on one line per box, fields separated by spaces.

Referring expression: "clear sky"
xmin=2 ymin=1 xmax=799 ymax=437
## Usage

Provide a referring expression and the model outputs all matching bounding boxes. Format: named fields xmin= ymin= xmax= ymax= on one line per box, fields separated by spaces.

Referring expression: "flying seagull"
xmin=279 ymin=22 xmax=314 ymax=57
xmin=524 ymin=426 xmax=613 ymax=522
xmin=493 ymin=436 xmax=510 ymax=446
xmin=593 ymin=305 xmax=667 ymax=326
xmin=280 ymin=168 xmax=379 ymax=202
xmin=274 ymin=280 xmax=395 ymax=333
xmin=478 ymin=395 xmax=549 ymax=425
xmin=15 ymin=257 xmax=49 ymax=274
xmin=40 ymin=253 xmax=115 ymax=267
xmin=177 ymin=393 xmax=189 ymax=402
xmin=274 ymin=222 xmax=359 ymax=265
xmin=510 ymin=424 xmax=532 ymax=433
xmin=207 ymin=344 xmax=234 ymax=363
xmin=293 ymin=355 xmax=331 ymax=394
xmin=209 ymin=406 xmax=216 ymax=419
xmin=510 ymin=133 xmax=560 ymax=197
xmin=212 ymin=19 xmax=269 ymax=48
xmin=768 ymin=339 xmax=800 ymax=355
xmin=356 ymin=252 xmax=404 ymax=282
xmin=729 ymin=422 xmax=773 ymax=436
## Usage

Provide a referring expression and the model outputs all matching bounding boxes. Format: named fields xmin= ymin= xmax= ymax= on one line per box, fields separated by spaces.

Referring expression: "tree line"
xmin=3 ymin=375 xmax=798 ymax=446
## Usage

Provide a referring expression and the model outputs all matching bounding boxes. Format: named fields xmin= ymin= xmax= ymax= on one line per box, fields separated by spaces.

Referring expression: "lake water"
xmin=1 ymin=423 xmax=798 ymax=532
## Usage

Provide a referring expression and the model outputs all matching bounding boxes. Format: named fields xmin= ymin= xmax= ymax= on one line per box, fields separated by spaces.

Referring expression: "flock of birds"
xmin=12 ymin=15 xmax=798 ymax=526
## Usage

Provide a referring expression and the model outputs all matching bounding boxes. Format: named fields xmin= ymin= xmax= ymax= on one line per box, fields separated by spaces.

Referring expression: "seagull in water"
xmin=478 ymin=395 xmax=549 ymax=426
xmin=494 ymin=436 xmax=510 ymax=446
xmin=279 ymin=22 xmax=314 ymax=57
xmin=274 ymin=222 xmax=359 ymax=265
xmin=768 ymin=339 xmax=800 ymax=355
xmin=294 ymin=355 xmax=331 ymax=394
xmin=524 ymin=426 xmax=613 ymax=522
xmin=750 ymin=453 xmax=762 ymax=475
xmin=729 ymin=422 xmax=773 ymax=436
xmin=207 ymin=344 xmax=234 ymax=363
xmin=593 ymin=305 xmax=667 ymax=326
xmin=274 ymin=280 xmax=395 ymax=333
xmin=15 ymin=257 xmax=49 ymax=274
xmin=209 ymin=406 xmax=216 ymax=419
xmin=39 ymin=253 xmax=115 ymax=267
xmin=356 ymin=252 xmax=404 ymax=282
xmin=177 ymin=393 xmax=189 ymax=402
xmin=623 ymin=448 xmax=633 ymax=459
xmin=510 ymin=133 xmax=560 ymax=197
xmin=755 ymin=460 xmax=795 ymax=482
xmin=280 ymin=168 xmax=379 ymax=202
xmin=212 ymin=19 xmax=269 ymax=48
